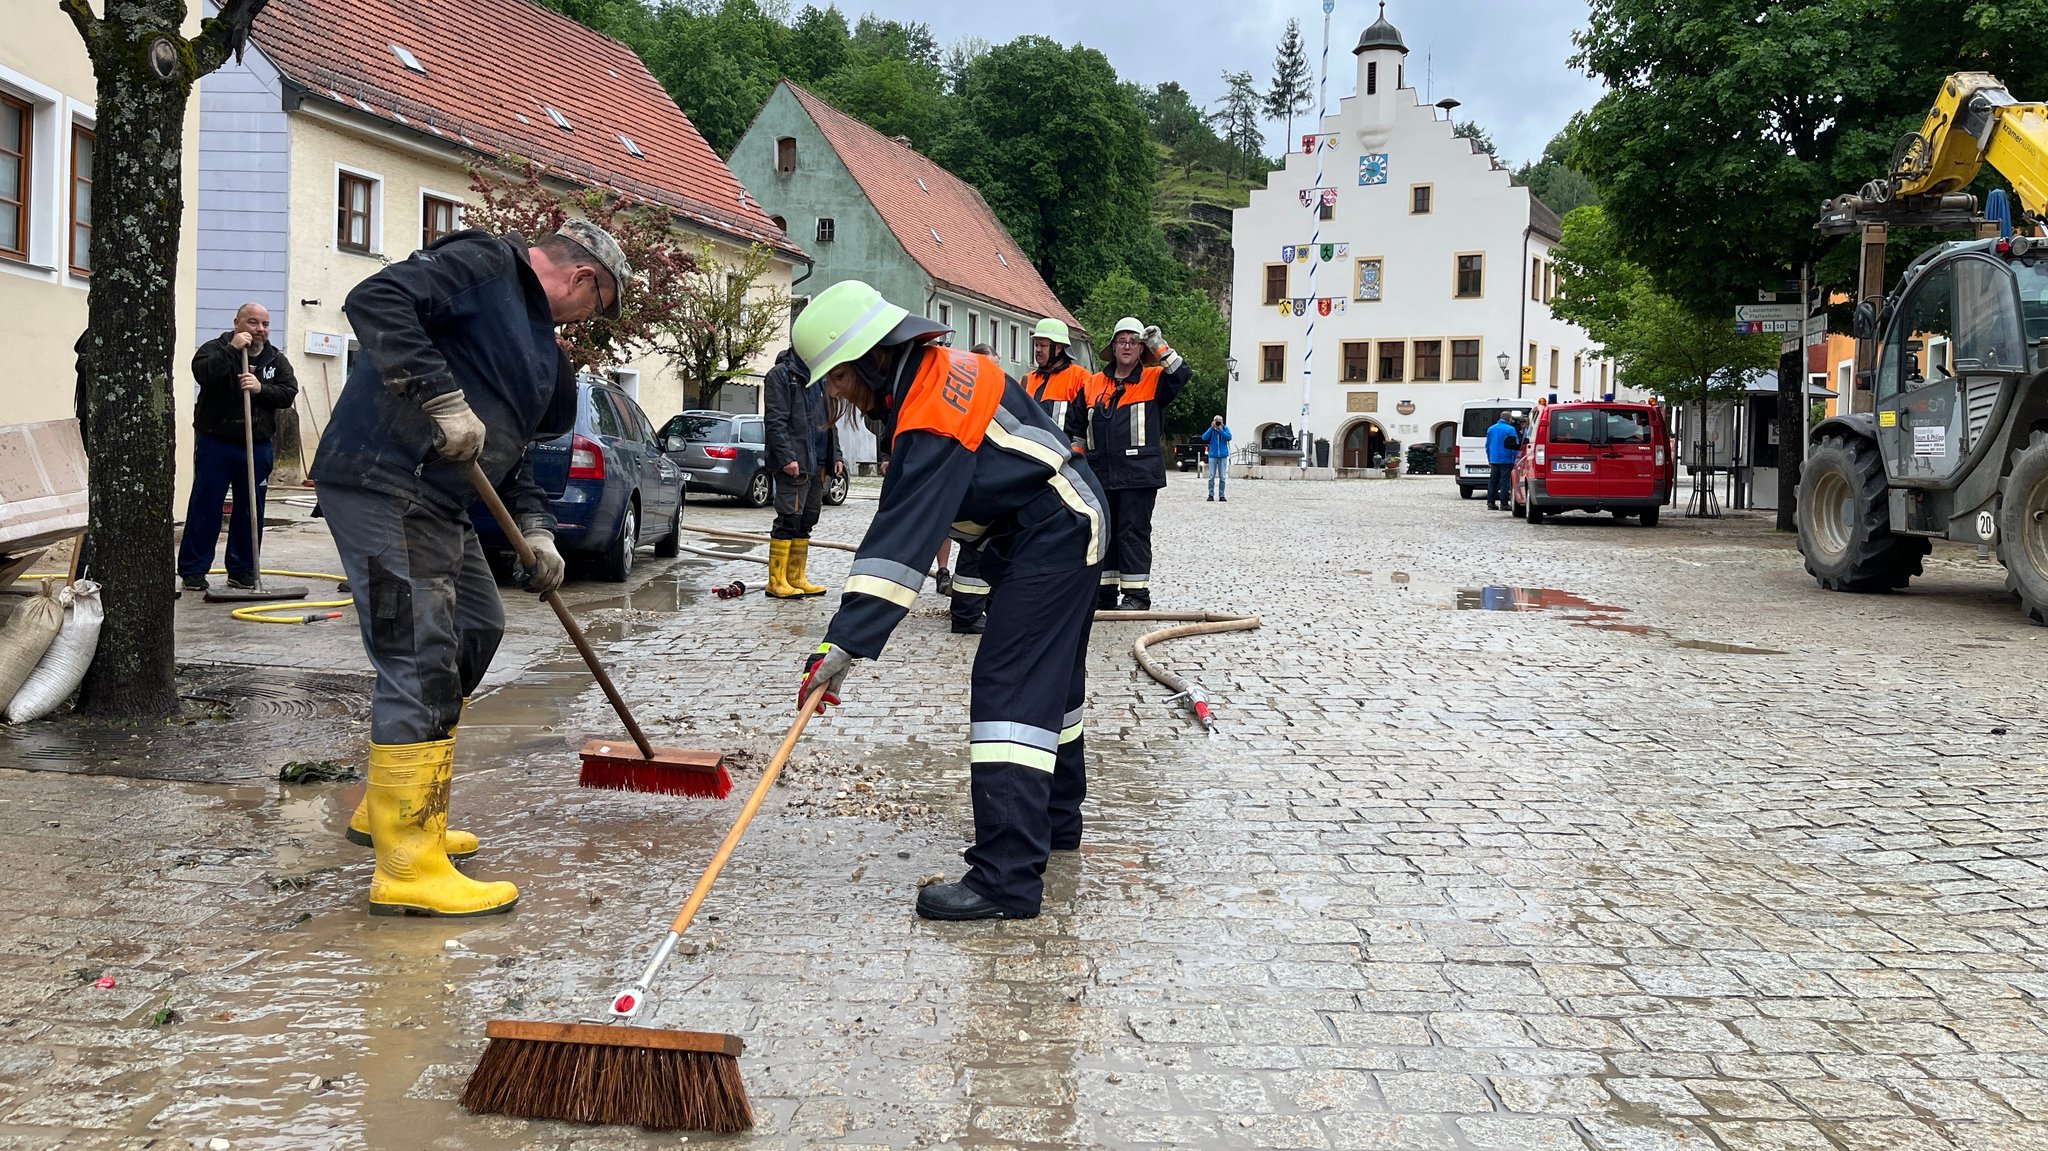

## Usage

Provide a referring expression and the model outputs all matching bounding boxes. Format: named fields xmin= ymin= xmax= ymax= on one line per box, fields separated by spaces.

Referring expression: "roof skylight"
xmin=619 ymin=134 xmax=644 ymax=158
xmin=390 ymin=44 xmax=426 ymax=73
xmin=544 ymin=105 xmax=573 ymax=131
xmin=915 ymin=178 xmax=929 ymax=193
xmin=929 ymin=228 xmax=942 ymax=245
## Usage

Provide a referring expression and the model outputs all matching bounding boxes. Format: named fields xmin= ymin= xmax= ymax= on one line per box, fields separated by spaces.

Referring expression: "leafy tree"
xmin=786 ymin=4 xmax=849 ymax=83
xmin=1513 ymin=131 xmax=1601 ymax=217
xmin=1263 ymin=19 xmax=1314 ymax=141
xmin=63 ymin=0 xmax=273 ymax=718
xmin=1452 ymin=120 xmax=1496 ymax=159
xmin=1209 ymin=70 xmax=1265 ymax=178
xmin=814 ymin=54 xmax=947 ymax=149
xmin=643 ymin=0 xmax=790 ymax=156
xmin=1568 ymin=0 xmax=2048 ymax=311
xmin=1075 ymin=269 xmax=1153 ymax=356
xmin=942 ymin=38 xmax=1159 ymax=302
xmin=465 ymin=160 xmax=703 ymax=373
xmin=942 ymin=36 xmax=989 ymax=97
xmin=1550 ymin=207 xmax=1777 ymax=420
xmin=659 ymin=237 xmax=792 ymax=409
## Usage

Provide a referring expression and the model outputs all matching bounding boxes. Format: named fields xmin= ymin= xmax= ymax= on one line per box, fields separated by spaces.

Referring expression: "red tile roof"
xmin=251 ymin=0 xmax=802 ymax=257
xmin=784 ymin=83 xmax=1081 ymax=333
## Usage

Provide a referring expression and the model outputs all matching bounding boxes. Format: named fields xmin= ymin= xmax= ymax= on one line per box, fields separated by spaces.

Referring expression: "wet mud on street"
xmin=4 ymin=478 xmax=2048 ymax=1149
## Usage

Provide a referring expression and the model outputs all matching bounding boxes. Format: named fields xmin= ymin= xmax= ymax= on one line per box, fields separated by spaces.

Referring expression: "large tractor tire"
xmin=1997 ymin=430 xmax=2048 ymax=624
xmin=1796 ymin=433 xmax=1927 ymax=591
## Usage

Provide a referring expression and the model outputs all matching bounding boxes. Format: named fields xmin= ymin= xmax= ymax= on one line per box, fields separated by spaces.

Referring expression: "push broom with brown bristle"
xmin=461 ymin=691 xmax=826 ymax=1132
xmin=468 ymin=464 xmax=731 ymax=797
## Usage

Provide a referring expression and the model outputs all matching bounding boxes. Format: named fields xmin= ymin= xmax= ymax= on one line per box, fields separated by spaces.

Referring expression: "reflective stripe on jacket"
xmin=823 ymin=345 xmax=1107 ymax=661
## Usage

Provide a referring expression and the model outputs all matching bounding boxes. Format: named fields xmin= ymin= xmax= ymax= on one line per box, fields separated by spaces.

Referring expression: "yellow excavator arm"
xmin=1820 ymin=72 xmax=2048 ymax=234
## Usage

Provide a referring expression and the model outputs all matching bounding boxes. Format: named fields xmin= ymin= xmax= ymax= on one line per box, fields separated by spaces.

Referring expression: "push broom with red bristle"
xmin=469 ymin=465 xmax=731 ymax=797
xmin=461 ymin=690 xmax=827 ymax=1132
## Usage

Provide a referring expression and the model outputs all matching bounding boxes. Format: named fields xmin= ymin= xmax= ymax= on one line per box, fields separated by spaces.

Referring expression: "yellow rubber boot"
xmin=789 ymin=539 xmax=828 ymax=596
xmin=346 ymin=701 xmax=478 ymax=858
xmin=766 ymin=538 xmax=803 ymax=599
xmin=365 ymin=739 xmax=517 ymax=917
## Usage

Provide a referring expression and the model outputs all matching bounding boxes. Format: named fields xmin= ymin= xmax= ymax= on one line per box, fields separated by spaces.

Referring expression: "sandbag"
xmin=8 ymin=580 xmax=102 ymax=723
xmin=0 ymin=583 xmax=64 ymax=707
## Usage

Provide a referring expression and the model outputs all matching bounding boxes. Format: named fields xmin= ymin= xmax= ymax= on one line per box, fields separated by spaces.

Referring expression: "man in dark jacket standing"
xmin=177 ymin=303 xmax=300 ymax=592
xmin=762 ymin=347 xmax=841 ymax=598
xmin=1067 ymin=317 xmax=1191 ymax=610
xmin=311 ymin=221 xmax=626 ymax=918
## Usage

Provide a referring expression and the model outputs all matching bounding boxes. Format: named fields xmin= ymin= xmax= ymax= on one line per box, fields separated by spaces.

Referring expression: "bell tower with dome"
xmin=1352 ymin=2 xmax=1408 ymax=149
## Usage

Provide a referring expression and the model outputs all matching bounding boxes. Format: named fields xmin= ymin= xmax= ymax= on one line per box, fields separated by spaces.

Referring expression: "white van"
xmin=1454 ymin=397 xmax=1528 ymax=499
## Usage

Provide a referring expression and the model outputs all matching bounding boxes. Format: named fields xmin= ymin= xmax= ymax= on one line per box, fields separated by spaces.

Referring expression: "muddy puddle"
xmin=0 ymin=663 xmax=374 ymax=783
xmin=1446 ymin=584 xmax=1788 ymax=655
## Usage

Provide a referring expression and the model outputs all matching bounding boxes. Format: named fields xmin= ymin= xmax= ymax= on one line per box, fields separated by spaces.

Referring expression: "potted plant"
xmin=1382 ymin=440 xmax=1403 ymax=477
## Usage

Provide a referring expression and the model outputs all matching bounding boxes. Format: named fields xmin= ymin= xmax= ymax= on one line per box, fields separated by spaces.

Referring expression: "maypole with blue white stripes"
xmin=1299 ymin=0 xmax=1335 ymax=467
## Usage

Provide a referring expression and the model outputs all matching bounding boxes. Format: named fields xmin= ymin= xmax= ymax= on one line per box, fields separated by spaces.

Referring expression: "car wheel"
xmin=1639 ymin=505 xmax=1660 ymax=528
xmin=824 ymin=470 xmax=850 ymax=506
xmin=1459 ymin=485 xmax=1475 ymax=500
xmin=1512 ymin=482 xmax=1526 ymax=518
xmin=652 ymin=500 xmax=682 ymax=558
xmin=1527 ymin=501 xmax=1546 ymax=525
xmin=743 ymin=470 xmax=772 ymax=508
xmin=1796 ymin=433 xmax=1924 ymax=592
xmin=597 ymin=500 xmax=638 ymax=582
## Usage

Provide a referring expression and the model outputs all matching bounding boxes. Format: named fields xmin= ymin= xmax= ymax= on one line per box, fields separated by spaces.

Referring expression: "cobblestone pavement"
xmin=4 ymin=473 xmax=2048 ymax=1150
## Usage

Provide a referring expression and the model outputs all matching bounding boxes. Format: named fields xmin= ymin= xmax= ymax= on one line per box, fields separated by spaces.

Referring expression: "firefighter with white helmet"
xmin=1067 ymin=316 xmax=1191 ymax=610
xmin=792 ymin=280 xmax=1109 ymax=921
xmin=1026 ymin=317 xmax=1088 ymax=430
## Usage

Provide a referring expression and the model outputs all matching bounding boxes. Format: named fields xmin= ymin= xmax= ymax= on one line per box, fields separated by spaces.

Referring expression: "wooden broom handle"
xmin=466 ymin=462 xmax=655 ymax=760
xmin=241 ymin=348 xmax=264 ymax=581
xmin=668 ymin=690 xmax=824 ymax=936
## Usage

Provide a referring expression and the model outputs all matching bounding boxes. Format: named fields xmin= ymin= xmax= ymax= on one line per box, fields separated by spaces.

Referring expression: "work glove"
xmin=421 ymin=390 xmax=486 ymax=463
xmin=799 ymin=642 xmax=853 ymax=711
xmin=519 ymin=530 xmax=565 ymax=594
xmin=1141 ymin=325 xmax=1183 ymax=373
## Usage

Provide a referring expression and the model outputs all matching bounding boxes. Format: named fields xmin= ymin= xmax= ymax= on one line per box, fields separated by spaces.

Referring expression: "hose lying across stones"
xmin=679 ymin=525 xmax=1260 ymax=732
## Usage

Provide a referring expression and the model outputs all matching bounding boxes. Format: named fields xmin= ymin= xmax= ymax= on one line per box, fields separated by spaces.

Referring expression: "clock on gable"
xmin=1358 ymin=153 xmax=1389 ymax=186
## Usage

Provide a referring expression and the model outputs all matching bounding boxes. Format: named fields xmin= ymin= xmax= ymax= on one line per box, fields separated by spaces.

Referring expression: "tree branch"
xmin=58 ymin=0 xmax=100 ymax=51
xmin=192 ymin=0 xmax=273 ymax=76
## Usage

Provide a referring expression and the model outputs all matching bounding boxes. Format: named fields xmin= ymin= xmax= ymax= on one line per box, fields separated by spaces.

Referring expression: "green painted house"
xmin=730 ymin=81 xmax=1088 ymax=381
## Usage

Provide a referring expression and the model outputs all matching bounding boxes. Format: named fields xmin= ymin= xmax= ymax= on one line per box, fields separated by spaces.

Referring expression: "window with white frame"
xmin=68 ymin=123 xmax=90 ymax=275
xmin=337 ymin=166 xmax=381 ymax=254
xmin=0 ymin=92 xmax=31 ymax=262
xmin=420 ymin=192 xmax=460 ymax=249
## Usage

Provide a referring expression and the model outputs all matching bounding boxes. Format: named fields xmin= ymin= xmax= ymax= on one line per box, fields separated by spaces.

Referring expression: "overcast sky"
xmin=847 ymin=0 xmax=1604 ymax=165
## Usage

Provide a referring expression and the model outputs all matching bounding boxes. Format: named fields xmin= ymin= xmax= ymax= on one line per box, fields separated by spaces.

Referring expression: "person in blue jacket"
xmin=1485 ymin=413 xmax=1520 ymax=510
xmin=1201 ymin=415 xmax=1232 ymax=501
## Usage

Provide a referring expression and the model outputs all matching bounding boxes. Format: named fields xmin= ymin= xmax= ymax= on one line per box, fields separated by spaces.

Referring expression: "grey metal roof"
xmin=1355 ymin=4 xmax=1408 ymax=55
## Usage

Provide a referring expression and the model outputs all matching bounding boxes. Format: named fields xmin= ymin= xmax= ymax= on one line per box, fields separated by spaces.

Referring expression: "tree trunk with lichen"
xmin=64 ymin=0 xmax=268 ymax=719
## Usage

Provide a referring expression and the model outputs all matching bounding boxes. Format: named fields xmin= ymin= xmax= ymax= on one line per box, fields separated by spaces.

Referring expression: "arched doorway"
xmin=1432 ymin=421 xmax=1456 ymax=457
xmin=1340 ymin=418 xmax=1386 ymax=469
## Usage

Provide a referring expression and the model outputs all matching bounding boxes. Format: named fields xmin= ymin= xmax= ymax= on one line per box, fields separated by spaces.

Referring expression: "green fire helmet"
xmin=1112 ymin=316 xmax=1145 ymax=339
xmin=792 ymin=280 xmax=910 ymax=380
xmin=1032 ymin=317 xmax=1071 ymax=346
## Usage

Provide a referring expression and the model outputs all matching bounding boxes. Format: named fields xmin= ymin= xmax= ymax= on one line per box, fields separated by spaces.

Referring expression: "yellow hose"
xmin=24 ymin=566 xmax=353 ymax=624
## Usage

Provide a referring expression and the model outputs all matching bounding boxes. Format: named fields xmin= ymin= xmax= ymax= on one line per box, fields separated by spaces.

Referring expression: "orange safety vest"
xmin=1083 ymin=364 xmax=1166 ymax=409
xmin=892 ymin=345 xmax=1006 ymax=451
xmin=1028 ymin=362 xmax=1088 ymax=405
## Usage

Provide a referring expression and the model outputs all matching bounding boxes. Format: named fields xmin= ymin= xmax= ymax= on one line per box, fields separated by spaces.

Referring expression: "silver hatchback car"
xmin=658 ymin=410 xmax=772 ymax=506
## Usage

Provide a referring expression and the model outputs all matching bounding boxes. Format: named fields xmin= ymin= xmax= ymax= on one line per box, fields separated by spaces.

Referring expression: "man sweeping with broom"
xmin=313 ymin=220 xmax=628 ymax=917
xmin=792 ymin=279 xmax=1107 ymax=921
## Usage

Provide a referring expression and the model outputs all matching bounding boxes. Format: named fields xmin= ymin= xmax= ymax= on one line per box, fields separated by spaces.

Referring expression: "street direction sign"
xmin=1735 ymin=303 xmax=1803 ymax=322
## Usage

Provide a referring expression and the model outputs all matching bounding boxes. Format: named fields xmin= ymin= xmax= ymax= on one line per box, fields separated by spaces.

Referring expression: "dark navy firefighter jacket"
xmin=311 ymin=230 xmax=575 ymax=532
xmin=825 ymin=343 xmax=1108 ymax=661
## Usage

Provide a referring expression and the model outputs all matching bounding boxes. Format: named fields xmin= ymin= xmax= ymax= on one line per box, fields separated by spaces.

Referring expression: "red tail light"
xmin=569 ymin=434 xmax=605 ymax=480
xmin=703 ymin=445 xmax=738 ymax=460
xmin=1452 ymin=445 xmax=1460 ymax=465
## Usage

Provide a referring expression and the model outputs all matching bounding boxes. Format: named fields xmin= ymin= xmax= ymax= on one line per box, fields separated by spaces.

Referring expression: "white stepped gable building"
xmin=1226 ymin=5 xmax=1625 ymax=472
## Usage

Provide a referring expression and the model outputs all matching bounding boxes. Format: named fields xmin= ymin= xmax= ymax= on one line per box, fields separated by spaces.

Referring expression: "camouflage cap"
xmin=555 ymin=220 xmax=632 ymax=318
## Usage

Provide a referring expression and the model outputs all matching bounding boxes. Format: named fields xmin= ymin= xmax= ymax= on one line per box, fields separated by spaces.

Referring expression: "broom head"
xmin=462 ymin=1019 xmax=751 ymax=1132
xmin=577 ymin=739 xmax=733 ymax=798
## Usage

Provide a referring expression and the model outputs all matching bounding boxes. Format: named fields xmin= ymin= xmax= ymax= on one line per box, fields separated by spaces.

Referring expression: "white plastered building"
xmin=1225 ymin=5 xmax=1625 ymax=474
